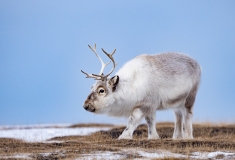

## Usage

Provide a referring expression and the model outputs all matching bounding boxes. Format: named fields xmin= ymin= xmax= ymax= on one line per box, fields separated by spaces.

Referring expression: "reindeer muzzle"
xmin=83 ymin=104 xmax=95 ymax=112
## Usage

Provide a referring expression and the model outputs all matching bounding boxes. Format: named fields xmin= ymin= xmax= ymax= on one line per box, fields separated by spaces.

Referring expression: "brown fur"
xmin=108 ymin=75 xmax=119 ymax=92
xmin=185 ymin=84 xmax=198 ymax=114
xmin=168 ymin=92 xmax=188 ymax=105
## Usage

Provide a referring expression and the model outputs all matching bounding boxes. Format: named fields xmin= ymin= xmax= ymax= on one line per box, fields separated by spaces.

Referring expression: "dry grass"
xmin=0 ymin=122 xmax=235 ymax=159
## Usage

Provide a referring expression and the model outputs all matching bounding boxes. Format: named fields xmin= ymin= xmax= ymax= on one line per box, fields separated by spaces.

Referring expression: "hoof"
xmin=118 ymin=134 xmax=132 ymax=140
xmin=148 ymin=135 xmax=160 ymax=139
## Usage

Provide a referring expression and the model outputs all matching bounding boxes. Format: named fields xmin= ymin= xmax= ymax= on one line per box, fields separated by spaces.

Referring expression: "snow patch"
xmin=192 ymin=151 xmax=235 ymax=159
xmin=0 ymin=153 xmax=31 ymax=159
xmin=79 ymin=149 xmax=235 ymax=160
xmin=137 ymin=150 xmax=186 ymax=159
xmin=0 ymin=123 xmax=71 ymax=130
xmin=2 ymin=150 xmax=235 ymax=160
xmin=77 ymin=151 xmax=125 ymax=160
xmin=0 ymin=126 xmax=111 ymax=142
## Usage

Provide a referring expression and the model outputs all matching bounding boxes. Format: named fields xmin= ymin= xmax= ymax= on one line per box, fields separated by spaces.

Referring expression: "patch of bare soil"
xmin=0 ymin=122 xmax=235 ymax=159
xmin=69 ymin=123 xmax=115 ymax=128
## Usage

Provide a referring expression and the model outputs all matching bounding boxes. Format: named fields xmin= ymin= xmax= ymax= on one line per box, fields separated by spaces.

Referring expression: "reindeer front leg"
xmin=118 ymin=108 xmax=144 ymax=139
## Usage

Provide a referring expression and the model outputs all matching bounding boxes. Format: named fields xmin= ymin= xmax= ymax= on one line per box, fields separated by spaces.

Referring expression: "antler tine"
xmin=102 ymin=48 xmax=116 ymax=57
xmin=88 ymin=44 xmax=96 ymax=53
xmin=81 ymin=70 xmax=99 ymax=79
xmin=81 ymin=44 xmax=101 ymax=80
xmin=100 ymin=48 xmax=117 ymax=79
xmin=88 ymin=44 xmax=110 ymax=75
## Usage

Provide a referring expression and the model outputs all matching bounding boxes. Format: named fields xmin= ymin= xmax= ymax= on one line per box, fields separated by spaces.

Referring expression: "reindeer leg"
xmin=145 ymin=111 xmax=159 ymax=139
xmin=173 ymin=108 xmax=184 ymax=139
xmin=118 ymin=108 xmax=144 ymax=139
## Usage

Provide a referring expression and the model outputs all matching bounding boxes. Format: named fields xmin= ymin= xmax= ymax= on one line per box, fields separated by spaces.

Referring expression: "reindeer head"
xmin=81 ymin=44 xmax=119 ymax=113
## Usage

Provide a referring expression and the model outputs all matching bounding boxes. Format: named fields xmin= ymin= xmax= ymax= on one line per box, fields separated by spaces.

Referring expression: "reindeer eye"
xmin=99 ymin=89 xmax=104 ymax=93
xmin=98 ymin=87 xmax=106 ymax=94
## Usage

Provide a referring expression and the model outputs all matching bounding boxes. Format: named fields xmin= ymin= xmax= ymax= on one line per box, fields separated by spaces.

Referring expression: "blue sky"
xmin=0 ymin=1 xmax=235 ymax=125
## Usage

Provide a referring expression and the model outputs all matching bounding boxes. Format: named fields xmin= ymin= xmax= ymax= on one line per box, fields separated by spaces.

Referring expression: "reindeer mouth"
xmin=83 ymin=104 xmax=96 ymax=112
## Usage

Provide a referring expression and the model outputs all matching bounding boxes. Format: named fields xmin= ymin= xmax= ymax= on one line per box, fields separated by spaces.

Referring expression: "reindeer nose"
xmin=83 ymin=104 xmax=95 ymax=112
xmin=84 ymin=105 xmax=89 ymax=110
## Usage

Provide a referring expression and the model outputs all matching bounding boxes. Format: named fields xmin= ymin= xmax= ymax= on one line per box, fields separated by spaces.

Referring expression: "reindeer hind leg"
xmin=184 ymin=85 xmax=198 ymax=139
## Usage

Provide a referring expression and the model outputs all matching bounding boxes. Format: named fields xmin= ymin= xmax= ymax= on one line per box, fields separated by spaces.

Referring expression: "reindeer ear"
xmin=108 ymin=75 xmax=119 ymax=92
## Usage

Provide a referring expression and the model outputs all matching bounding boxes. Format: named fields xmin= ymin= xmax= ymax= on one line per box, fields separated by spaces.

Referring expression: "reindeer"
xmin=81 ymin=44 xmax=201 ymax=139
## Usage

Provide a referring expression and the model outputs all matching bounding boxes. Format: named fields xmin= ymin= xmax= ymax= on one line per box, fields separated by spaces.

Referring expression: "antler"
xmin=80 ymin=70 xmax=100 ymax=80
xmin=81 ymin=44 xmax=116 ymax=81
xmin=92 ymin=48 xmax=117 ymax=80
xmin=88 ymin=44 xmax=111 ymax=75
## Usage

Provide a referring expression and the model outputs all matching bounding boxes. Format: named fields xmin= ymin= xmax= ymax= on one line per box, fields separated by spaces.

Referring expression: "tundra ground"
xmin=0 ymin=122 xmax=235 ymax=159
